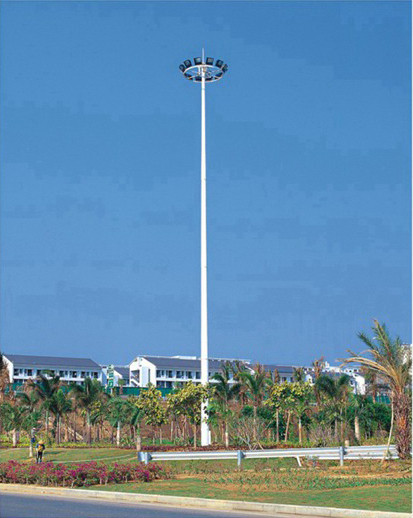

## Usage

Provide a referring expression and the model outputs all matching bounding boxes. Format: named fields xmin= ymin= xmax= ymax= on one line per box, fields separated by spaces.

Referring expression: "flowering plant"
xmin=0 ymin=460 xmax=165 ymax=487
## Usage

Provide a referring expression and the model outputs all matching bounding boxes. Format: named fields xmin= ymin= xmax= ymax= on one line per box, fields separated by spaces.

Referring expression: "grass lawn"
xmin=2 ymin=447 xmax=411 ymax=513
xmin=92 ymin=478 xmax=412 ymax=513
xmin=0 ymin=447 xmax=136 ymax=464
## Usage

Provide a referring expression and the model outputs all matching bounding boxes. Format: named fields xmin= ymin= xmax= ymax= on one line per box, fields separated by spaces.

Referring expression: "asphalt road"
xmin=0 ymin=492 xmax=312 ymax=518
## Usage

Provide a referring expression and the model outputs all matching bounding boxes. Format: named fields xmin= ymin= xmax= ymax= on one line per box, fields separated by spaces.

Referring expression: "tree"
xmin=0 ymin=352 xmax=10 ymax=401
xmin=49 ymin=389 xmax=72 ymax=444
xmin=293 ymin=367 xmax=305 ymax=383
xmin=0 ymin=402 xmax=24 ymax=446
xmin=70 ymin=377 xmax=107 ymax=444
xmin=342 ymin=321 xmax=412 ymax=459
xmin=108 ymin=397 xmax=127 ymax=446
xmin=312 ymin=356 xmax=325 ymax=406
xmin=238 ymin=364 xmax=270 ymax=441
xmin=17 ymin=389 xmax=39 ymax=455
xmin=267 ymin=381 xmax=312 ymax=443
xmin=136 ymin=385 xmax=167 ymax=444
xmin=315 ymin=374 xmax=351 ymax=442
xmin=167 ymin=382 xmax=208 ymax=449
xmin=31 ymin=373 xmax=61 ymax=438
xmin=211 ymin=362 xmax=240 ymax=447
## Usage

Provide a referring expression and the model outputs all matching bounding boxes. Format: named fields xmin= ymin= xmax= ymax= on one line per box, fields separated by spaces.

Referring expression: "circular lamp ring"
xmin=179 ymin=62 xmax=228 ymax=83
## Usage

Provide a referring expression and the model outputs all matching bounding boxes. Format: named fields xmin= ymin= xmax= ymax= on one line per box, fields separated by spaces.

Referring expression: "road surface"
xmin=0 ymin=491 xmax=316 ymax=518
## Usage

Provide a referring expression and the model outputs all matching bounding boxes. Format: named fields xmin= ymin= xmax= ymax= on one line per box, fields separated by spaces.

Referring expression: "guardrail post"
xmin=339 ymin=446 xmax=344 ymax=466
xmin=237 ymin=450 xmax=245 ymax=469
xmin=138 ymin=452 xmax=152 ymax=465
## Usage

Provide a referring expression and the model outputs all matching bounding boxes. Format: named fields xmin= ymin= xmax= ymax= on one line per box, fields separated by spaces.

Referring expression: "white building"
xmin=101 ymin=365 xmax=130 ymax=387
xmin=3 ymin=354 xmax=103 ymax=385
xmin=304 ymin=361 xmax=366 ymax=395
xmin=129 ymin=355 xmax=246 ymax=388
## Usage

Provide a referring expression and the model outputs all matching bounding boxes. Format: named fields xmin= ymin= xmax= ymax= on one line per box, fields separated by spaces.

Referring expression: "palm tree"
xmin=17 ymin=389 xmax=39 ymax=456
xmin=342 ymin=321 xmax=411 ymax=459
xmin=108 ymin=397 xmax=127 ymax=446
xmin=0 ymin=352 xmax=10 ymax=400
xmin=315 ymin=374 xmax=352 ymax=442
xmin=31 ymin=373 xmax=61 ymax=438
xmin=211 ymin=362 xmax=241 ymax=447
xmin=50 ymin=389 xmax=72 ymax=444
xmin=293 ymin=367 xmax=305 ymax=383
xmin=238 ymin=364 xmax=270 ymax=441
xmin=70 ymin=377 xmax=106 ymax=444
xmin=312 ymin=356 xmax=325 ymax=407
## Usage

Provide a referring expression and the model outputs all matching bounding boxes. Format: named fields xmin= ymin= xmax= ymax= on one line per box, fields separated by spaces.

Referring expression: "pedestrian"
xmin=36 ymin=440 xmax=45 ymax=463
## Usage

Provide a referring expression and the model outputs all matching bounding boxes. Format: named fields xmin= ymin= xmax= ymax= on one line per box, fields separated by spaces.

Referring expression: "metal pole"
xmin=200 ymin=64 xmax=210 ymax=446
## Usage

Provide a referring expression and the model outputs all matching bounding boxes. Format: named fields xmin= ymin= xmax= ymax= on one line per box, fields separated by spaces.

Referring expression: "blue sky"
xmin=1 ymin=1 xmax=411 ymax=366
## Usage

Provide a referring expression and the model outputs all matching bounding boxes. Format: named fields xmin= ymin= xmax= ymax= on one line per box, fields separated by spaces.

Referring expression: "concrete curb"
xmin=0 ymin=483 xmax=409 ymax=518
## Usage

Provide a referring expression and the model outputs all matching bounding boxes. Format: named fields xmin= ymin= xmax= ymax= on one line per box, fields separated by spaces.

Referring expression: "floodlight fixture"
xmin=178 ymin=50 xmax=228 ymax=447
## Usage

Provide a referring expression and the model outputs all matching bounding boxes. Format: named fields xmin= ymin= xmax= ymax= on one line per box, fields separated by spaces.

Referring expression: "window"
xmin=81 ymin=371 xmax=86 ymax=378
xmin=166 ymin=381 xmax=172 ymax=388
xmin=71 ymin=371 xmax=77 ymax=378
xmin=167 ymin=370 xmax=173 ymax=378
xmin=176 ymin=371 xmax=183 ymax=379
xmin=93 ymin=372 xmax=98 ymax=379
xmin=14 ymin=368 xmax=19 ymax=376
xmin=195 ymin=372 xmax=201 ymax=379
xmin=27 ymin=369 xmax=32 ymax=376
xmin=59 ymin=371 xmax=64 ymax=377
xmin=186 ymin=371 xmax=193 ymax=379
xmin=282 ymin=377 xmax=286 ymax=382
xmin=156 ymin=370 xmax=166 ymax=378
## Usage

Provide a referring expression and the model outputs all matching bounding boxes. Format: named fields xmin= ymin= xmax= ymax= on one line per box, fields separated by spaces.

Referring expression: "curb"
xmin=0 ymin=483 xmax=409 ymax=518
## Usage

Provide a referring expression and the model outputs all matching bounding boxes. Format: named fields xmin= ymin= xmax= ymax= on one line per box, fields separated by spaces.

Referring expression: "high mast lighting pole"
xmin=179 ymin=52 xmax=229 ymax=446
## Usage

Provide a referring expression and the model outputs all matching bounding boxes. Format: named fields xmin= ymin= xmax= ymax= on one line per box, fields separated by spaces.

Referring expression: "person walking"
xmin=36 ymin=440 xmax=45 ymax=463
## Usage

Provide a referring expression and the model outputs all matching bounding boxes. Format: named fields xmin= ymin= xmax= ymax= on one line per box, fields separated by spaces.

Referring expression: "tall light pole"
xmin=179 ymin=52 xmax=229 ymax=446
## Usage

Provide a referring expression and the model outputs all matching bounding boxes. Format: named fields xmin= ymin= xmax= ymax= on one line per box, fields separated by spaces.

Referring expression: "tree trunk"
xmin=393 ymin=392 xmax=411 ymax=460
xmin=253 ymin=405 xmax=257 ymax=442
xmin=193 ymin=424 xmax=197 ymax=450
xmin=298 ymin=416 xmax=302 ymax=444
xmin=87 ymin=410 xmax=91 ymax=445
xmin=116 ymin=420 xmax=121 ymax=446
xmin=276 ymin=409 xmax=280 ymax=443
xmin=45 ymin=410 xmax=49 ymax=438
xmin=383 ymin=399 xmax=394 ymax=462
xmin=284 ymin=412 xmax=291 ymax=443
xmin=12 ymin=429 xmax=19 ymax=447
xmin=354 ymin=415 xmax=361 ymax=442
xmin=136 ymin=431 xmax=141 ymax=452
xmin=224 ymin=422 xmax=229 ymax=448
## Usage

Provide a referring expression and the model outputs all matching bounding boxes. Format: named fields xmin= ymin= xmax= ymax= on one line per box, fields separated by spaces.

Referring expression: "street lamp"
xmin=178 ymin=51 xmax=229 ymax=446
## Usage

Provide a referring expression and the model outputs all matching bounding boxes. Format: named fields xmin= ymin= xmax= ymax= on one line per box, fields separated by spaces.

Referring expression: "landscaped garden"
xmin=0 ymin=322 xmax=411 ymax=514
xmin=0 ymin=447 xmax=411 ymax=513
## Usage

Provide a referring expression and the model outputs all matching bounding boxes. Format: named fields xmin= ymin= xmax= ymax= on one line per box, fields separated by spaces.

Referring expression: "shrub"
xmin=0 ymin=460 xmax=165 ymax=487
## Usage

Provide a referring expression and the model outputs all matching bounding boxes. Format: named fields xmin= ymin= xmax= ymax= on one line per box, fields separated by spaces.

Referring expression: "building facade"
xmin=129 ymin=355 xmax=247 ymax=388
xmin=3 ymin=354 xmax=103 ymax=385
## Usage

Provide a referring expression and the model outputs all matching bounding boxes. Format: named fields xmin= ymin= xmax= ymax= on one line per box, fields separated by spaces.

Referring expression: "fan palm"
xmin=342 ymin=321 xmax=411 ymax=459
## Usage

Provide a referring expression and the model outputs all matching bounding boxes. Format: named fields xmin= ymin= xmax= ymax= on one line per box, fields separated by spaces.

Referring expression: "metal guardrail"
xmin=138 ymin=444 xmax=398 ymax=467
